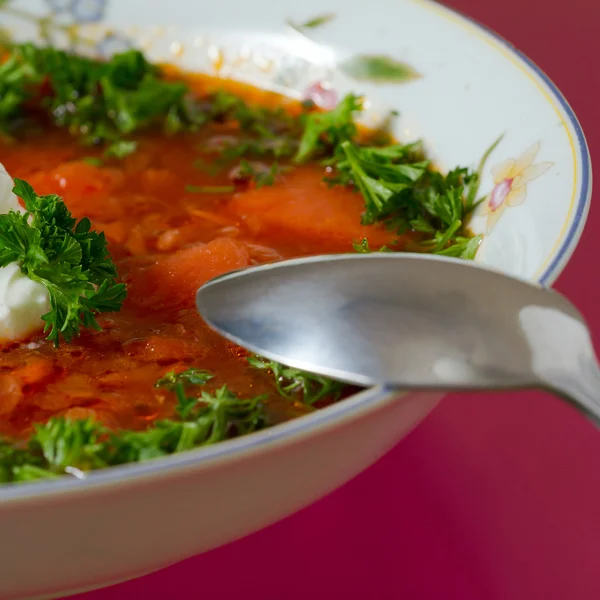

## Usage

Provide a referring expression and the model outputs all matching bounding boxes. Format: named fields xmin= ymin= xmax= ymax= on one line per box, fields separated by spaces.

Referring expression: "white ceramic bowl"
xmin=0 ymin=0 xmax=592 ymax=598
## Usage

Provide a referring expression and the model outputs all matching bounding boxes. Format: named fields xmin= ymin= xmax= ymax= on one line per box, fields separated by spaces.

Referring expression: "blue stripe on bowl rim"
xmin=0 ymin=1 xmax=592 ymax=500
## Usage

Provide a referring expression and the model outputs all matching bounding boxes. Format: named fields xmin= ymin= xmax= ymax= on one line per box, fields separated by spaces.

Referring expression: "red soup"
xmin=0 ymin=44 xmax=478 ymax=479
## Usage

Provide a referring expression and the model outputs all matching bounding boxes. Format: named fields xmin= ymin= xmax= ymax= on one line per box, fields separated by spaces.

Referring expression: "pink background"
xmin=74 ymin=1 xmax=600 ymax=598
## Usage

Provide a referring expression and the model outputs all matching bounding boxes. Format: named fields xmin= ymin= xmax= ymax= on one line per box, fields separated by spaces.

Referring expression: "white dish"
xmin=0 ymin=0 xmax=592 ymax=598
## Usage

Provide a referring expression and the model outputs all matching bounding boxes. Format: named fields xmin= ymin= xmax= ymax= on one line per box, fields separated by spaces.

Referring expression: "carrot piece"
xmin=129 ymin=237 xmax=251 ymax=311
xmin=228 ymin=165 xmax=401 ymax=248
xmin=13 ymin=357 xmax=55 ymax=387
xmin=140 ymin=168 xmax=179 ymax=195
xmin=62 ymin=407 xmax=99 ymax=422
xmin=188 ymin=210 xmax=236 ymax=227
xmin=0 ymin=375 xmax=22 ymax=416
xmin=25 ymin=161 xmax=125 ymax=220
xmin=35 ymin=375 xmax=96 ymax=410
xmin=123 ymin=336 xmax=205 ymax=363
xmin=94 ymin=221 xmax=128 ymax=244
xmin=98 ymin=364 xmax=165 ymax=388
xmin=0 ymin=146 xmax=76 ymax=179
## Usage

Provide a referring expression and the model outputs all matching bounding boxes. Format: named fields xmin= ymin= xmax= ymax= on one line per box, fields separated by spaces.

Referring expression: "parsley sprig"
xmin=0 ymin=179 xmax=126 ymax=345
xmin=0 ymin=369 xmax=268 ymax=483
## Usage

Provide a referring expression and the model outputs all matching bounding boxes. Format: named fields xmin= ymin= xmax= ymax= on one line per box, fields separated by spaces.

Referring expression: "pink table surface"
xmin=74 ymin=1 xmax=599 ymax=599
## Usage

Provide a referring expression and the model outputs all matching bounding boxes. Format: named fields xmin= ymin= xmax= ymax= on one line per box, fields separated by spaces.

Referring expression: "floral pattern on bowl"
xmin=483 ymin=142 xmax=553 ymax=233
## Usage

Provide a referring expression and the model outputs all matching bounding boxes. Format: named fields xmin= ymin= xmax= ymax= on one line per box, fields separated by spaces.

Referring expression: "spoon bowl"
xmin=197 ymin=254 xmax=600 ymax=425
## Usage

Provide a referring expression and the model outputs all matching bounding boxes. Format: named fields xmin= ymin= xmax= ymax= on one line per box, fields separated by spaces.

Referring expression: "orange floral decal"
xmin=483 ymin=142 xmax=553 ymax=232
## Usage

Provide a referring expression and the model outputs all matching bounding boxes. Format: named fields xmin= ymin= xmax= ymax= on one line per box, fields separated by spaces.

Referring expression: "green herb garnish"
xmin=219 ymin=136 xmax=299 ymax=162
xmin=0 ymin=42 xmax=307 ymax=159
xmin=0 ymin=179 xmax=126 ymax=345
xmin=464 ymin=134 xmax=505 ymax=212
xmin=329 ymin=139 xmax=485 ymax=256
xmin=294 ymin=93 xmax=363 ymax=163
xmin=0 ymin=44 xmax=206 ymax=153
xmin=202 ymin=91 xmax=301 ymax=162
xmin=248 ymin=356 xmax=345 ymax=405
xmin=339 ymin=140 xmax=430 ymax=225
xmin=155 ymin=368 xmax=214 ymax=390
xmin=155 ymin=368 xmax=215 ymax=419
xmin=236 ymin=160 xmax=289 ymax=188
xmin=81 ymin=156 xmax=104 ymax=167
xmin=104 ymin=140 xmax=138 ymax=159
xmin=292 ymin=96 xmax=499 ymax=259
xmin=353 ymin=238 xmax=392 ymax=253
xmin=0 ymin=369 xmax=267 ymax=483
xmin=192 ymin=158 xmax=224 ymax=176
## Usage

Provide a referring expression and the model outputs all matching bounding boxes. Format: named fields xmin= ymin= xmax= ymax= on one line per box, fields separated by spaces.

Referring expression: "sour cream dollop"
xmin=0 ymin=164 xmax=50 ymax=342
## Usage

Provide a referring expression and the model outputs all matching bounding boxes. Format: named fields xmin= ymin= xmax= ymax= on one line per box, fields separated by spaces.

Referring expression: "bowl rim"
xmin=428 ymin=0 xmax=592 ymax=287
xmin=0 ymin=0 xmax=592 ymax=502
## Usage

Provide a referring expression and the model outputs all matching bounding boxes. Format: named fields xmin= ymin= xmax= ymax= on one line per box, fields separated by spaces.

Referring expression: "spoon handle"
xmin=543 ymin=355 xmax=600 ymax=427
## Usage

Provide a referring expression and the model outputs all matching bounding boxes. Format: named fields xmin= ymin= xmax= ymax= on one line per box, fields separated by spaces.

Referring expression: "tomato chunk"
xmin=25 ymin=161 xmax=125 ymax=220
xmin=228 ymin=166 xmax=400 ymax=248
xmin=128 ymin=237 xmax=251 ymax=310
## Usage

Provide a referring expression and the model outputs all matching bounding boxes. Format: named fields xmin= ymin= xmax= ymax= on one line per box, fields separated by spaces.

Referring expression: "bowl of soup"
xmin=0 ymin=0 xmax=591 ymax=597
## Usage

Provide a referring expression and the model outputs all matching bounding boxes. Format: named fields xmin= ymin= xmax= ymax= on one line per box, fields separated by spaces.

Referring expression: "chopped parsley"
xmin=298 ymin=95 xmax=499 ymax=257
xmin=353 ymin=238 xmax=392 ymax=253
xmin=335 ymin=139 xmax=482 ymax=254
xmin=338 ymin=140 xmax=431 ymax=225
xmin=217 ymin=136 xmax=299 ymax=162
xmin=200 ymin=90 xmax=301 ymax=162
xmin=0 ymin=369 xmax=267 ymax=483
xmin=155 ymin=368 xmax=214 ymax=390
xmin=81 ymin=156 xmax=104 ymax=167
xmin=294 ymin=93 xmax=363 ymax=163
xmin=234 ymin=160 xmax=290 ymax=188
xmin=248 ymin=355 xmax=345 ymax=405
xmin=0 ymin=43 xmax=206 ymax=151
xmin=104 ymin=140 xmax=138 ymax=159
xmin=0 ymin=179 xmax=126 ymax=345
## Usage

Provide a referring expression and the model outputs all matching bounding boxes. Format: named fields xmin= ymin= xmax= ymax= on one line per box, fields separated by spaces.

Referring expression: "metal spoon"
xmin=196 ymin=253 xmax=600 ymax=425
